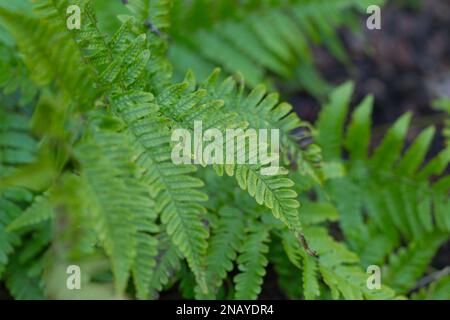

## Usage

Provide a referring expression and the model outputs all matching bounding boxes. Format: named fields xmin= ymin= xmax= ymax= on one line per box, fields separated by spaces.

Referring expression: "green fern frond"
xmin=0 ymin=109 xmax=37 ymax=278
xmin=4 ymin=223 xmax=51 ymax=299
xmin=55 ymin=3 xmax=211 ymax=293
xmin=169 ymin=0 xmax=385 ymax=95
xmin=268 ymin=238 xmax=303 ymax=299
xmin=132 ymin=201 xmax=159 ymax=300
xmin=412 ymin=274 xmax=450 ymax=300
xmin=77 ymin=130 xmax=157 ymax=294
xmin=384 ymin=234 xmax=447 ymax=294
xmin=111 ymin=90 xmax=210 ymax=294
xmin=317 ymin=83 xmax=450 ymax=251
xmin=0 ymin=25 xmax=38 ymax=105
xmin=0 ymin=195 xmax=22 ymax=277
xmin=124 ymin=0 xmax=172 ymax=33
xmin=201 ymin=71 xmax=322 ymax=179
xmin=140 ymin=69 xmax=313 ymax=257
xmin=148 ymin=234 xmax=182 ymax=299
xmin=196 ymin=206 xmax=245 ymax=299
xmin=234 ymin=226 xmax=270 ymax=300
xmin=282 ymin=226 xmax=396 ymax=300
xmin=7 ymin=194 xmax=53 ymax=232
xmin=0 ymin=6 xmax=97 ymax=107
xmin=176 ymin=71 xmax=318 ymax=241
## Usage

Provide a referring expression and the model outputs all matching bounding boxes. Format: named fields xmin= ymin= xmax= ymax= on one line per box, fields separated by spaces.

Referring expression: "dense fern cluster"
xmin=0 ymin=0 xmax=448 ymax=300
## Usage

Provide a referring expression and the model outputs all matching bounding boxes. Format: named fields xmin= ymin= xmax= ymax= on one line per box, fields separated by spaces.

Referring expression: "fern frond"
xmin=138 ymin=69 xmax=313 ymax=264
xmin=7 ymin=194 xmax=53 ymax=232
xmin=268 ymin=238 xmax=303 ymax=299
xmin=0 ymin=109 xmax=37 ymax=278
xmin=0 ymin=25 xmax=38 ymax=105
xmin=282 ymin=226 xmax=397 ymax=300
xmin=173 ymin=71 xmax=316 ymax=242
xmin=234 ymin=226 xmax=270 ymax=300
xmin=384 ymin=234 xmax=447 ymax=294
xmin=169 ymin=0 xmax=385 ymax=95
xmin=4 ymin=223 xmax=51 ymax=299
xmin=0 ymin=6 xmax=97 ymax=107
xmin=412 ymin=274 xmax=450 ymax=300
xmin=124 ymin=0 xmax=172 ymax=33
xmin=281 ymin=231 xmax=319 ymax=299
xmin=202 ymin=71 xmax=322 ymax=180
xmin=111 ymin=90 xmax=210 ymax=294
xmin=132 ymin=201 xmax=159 ymax=300
xmin=77 ymin=130 xmax=157 ymax=294
xmin=148 ymin=234 xmax=182 ymax=299
xmin=316 ymin=82 xmax=354 ymax=161
xmin=54 ymin=3 xmax=211 ymax=293
xmin=317 ymin=83 xmax=450 ymax=252
xmin=0 ymin=195 xmax=22 ymax=277
xmin=196 ymin=206 xmax=245 ymax=299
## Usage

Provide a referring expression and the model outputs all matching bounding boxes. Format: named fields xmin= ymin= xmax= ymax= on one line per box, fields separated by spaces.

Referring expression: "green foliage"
xmin=168 ymin=0 xmax=385 ymax=97
xmin=316 ymin=84 xmax=450 ymax=295
xmin=412 ymin=274 xmax=450 ymax=300
xmin=0 ymin=0 xmax=447 ymax=301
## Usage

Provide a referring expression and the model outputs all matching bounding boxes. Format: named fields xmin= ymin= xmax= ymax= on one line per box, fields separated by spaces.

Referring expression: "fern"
xmin=4 ymin=223 xmax=51 ymax=300
xmin=7 ymin=194 xmax=54 ymax=232
xmin=76 ymin=130 xmax=159 ymax=294
xmin=167 ymin=0 xmax=385 ymax=96
xmin=0 ymin=109 xmax=37 ymax=278
xmin=316 ymin=83 xmax=450 ymax=293
xmin=0 ymin=0 xmax=447 ymax=301
xmin=412 ymin=274 xmax=450 ymax=300
xmin=234 ymin=225 xmax=270 ymax=300
xmin=0 ymin=6 xmax=97 ymax=108
xmin=197 ymin=206 xmax=245 ymax=299
xmin=384 ymin=235 xmax=447 ymax=293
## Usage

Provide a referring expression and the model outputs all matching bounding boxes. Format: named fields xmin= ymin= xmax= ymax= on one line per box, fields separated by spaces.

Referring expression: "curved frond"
xmin=234 ymin=226 xmax=270 ymax=300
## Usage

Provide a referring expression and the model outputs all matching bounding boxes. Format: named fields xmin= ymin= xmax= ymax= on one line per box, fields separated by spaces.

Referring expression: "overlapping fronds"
xmin=0 ymin=109 xmax=37 ymax=278
xmin=384 ymin=234 xmax=447 ymax=293
xmin=316 ymin=83 xmax=450 ymax=293
xmin=0 ymin=0 xmax=446 ymax=301
xmin=201 ymin=70 xmax=322 ymax=179
xmin=169 ymin=0 xmax=385 ymax=96
xmin=4 ymin=223 xmax=51 ymax=299
xmin=0 ymin=25 xmax=38 ymax=105
xmin=124 ymin=0 xmax=172 ymax=33
xmin=281 ymin=225 xmax=396 ymax=300
xmin=0 ymin=5 xmax=97 ymax=108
